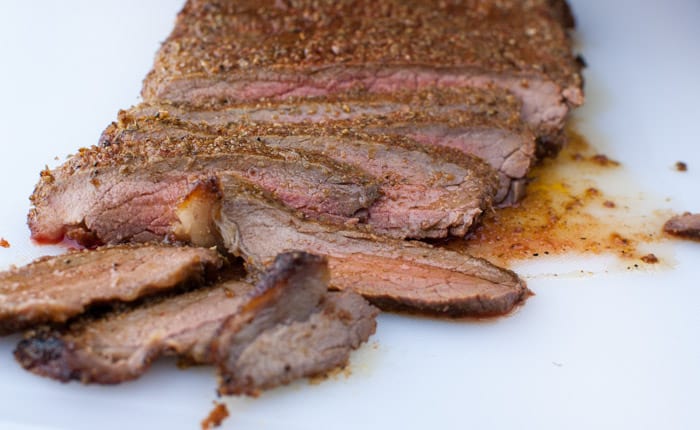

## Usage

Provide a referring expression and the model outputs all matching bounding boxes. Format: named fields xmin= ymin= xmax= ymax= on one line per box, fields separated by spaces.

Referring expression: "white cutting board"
xmin=0 ymin=1 xmax=698 ymax=429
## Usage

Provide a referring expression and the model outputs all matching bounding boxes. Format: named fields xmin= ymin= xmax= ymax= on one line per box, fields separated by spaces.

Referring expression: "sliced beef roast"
xmin=28 ymin=121 xmax=380 ymax=246
xmin=132 ymin=86 xmax=535 ymax=204
xmin=214 ymin=175 xmax=530 ymax=316
xmin=15 ymin=252 xmax=375 ymax=388
xmin=663 ymin=213 xmax=700 ymax=240
xmin=98 ymin=115 xmax=499 ymax=239
xmin=142 ymin=0 xmax=583 ymax=151
xmin=0 ymin=244 xmax=222 ymax=335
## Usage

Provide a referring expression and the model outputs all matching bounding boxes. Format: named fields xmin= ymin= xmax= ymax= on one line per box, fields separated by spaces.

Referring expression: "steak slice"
xmin=217 ymin=290 xmax=378 ymax=396
xmin=663 ymin=213 xmax=700 ymax=240
xmin=14 ymin=252 xmax=348 ymax=384
xmin=133 ymin=86 xmax=535 ymax=205
xmin=107 ymin=115 xmax=498 ymax=239
xmin=0 ymin=244 xmax=222 ymax=335
xmin=135 ymin=86 xmax=522 ymax=126
xmin=215 ymin=175 xmax=530 ymax=316
xmin=142 ymin=0 xmax=583 ymax=151
xmin=28 ymin=118 xmax=379 ymax=246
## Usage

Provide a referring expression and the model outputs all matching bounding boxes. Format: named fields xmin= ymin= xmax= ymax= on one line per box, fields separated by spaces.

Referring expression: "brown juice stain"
xmin=447 ymin=128 xmax=671 ymax=269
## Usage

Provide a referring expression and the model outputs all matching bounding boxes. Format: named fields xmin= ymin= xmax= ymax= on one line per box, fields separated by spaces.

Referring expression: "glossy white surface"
xmin=0 ymin=1 xmax=699 ymax=429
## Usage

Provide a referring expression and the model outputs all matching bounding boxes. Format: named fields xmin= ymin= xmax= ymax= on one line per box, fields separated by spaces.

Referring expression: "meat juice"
xmin=448 ymin=128 xmax=672 ymax=269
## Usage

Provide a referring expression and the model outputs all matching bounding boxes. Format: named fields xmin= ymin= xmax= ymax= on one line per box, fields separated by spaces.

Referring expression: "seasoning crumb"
xmin=590 ymin=154 xmax=620 ymax=167
xmin=309 ymin=365 xmax=352 ymax=385
xmin=585 ymin=187 xmax=600 ymax=197
xmin=609 ymin=233 xmax=629 ymax=246
xmin=176 ymin=356 xmax=196 ymax=370
xmin=201 ymin=402 xmax=229 ymax=430
xmin=0 ymin=238 xmax=9 ymax=248
xmin=603 ymin=200 xmax=616 ymax=208
xmin=675 ymin=161 xmax=687 ymax=172
xmin=640 ymin=254 xmax=659 ymax=264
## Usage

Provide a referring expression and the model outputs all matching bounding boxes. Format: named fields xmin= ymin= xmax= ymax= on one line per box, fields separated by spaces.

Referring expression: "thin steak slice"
xmin=135 ymin=85 xmax=523 ymax=126
xmin=663 ymin=213 xmax=700 ymax=240
xmin=14 ymin=252 xmax=367 ymax=385
xmin=106 ymin=115 xmax=498 ymax=239
xmin=132 ymin=86 xmax=535 ymax=205
xmin=142 ymin=0 xmax=583 ymax=151
xmin=28 ymin=118 xmax=379 ymax=246
xmin=0 ymin=244 xmax=222 ymax=335
xmin=216 ymin=290 xmax=378 ymax=396
xmin=214 ymin=174 xmax=530 ymax=316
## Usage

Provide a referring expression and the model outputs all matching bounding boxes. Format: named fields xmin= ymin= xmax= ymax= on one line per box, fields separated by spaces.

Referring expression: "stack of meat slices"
xmin=13 ymin=0 xmax=584 ymax=391
xmin=3 ymin=246 xmax=378 ymax=394
xmin=129 ymin=86 xmax=536 ymax=206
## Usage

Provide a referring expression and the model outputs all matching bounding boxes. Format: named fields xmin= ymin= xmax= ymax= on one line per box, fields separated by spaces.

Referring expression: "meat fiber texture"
xmin=142 ymin=0 xmax=584 ymax=151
